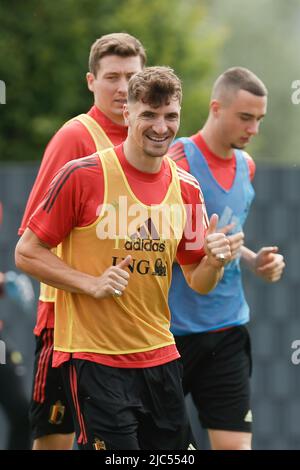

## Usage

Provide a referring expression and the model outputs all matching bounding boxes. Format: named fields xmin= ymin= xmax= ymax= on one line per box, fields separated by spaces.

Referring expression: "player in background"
xmin=18 ymin=32 xmax=146 ymax=450
xmin=168 ymin=67 xmax=285 ymax=450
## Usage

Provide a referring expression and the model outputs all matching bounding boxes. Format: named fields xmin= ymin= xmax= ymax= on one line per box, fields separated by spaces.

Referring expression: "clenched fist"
xmin=89 ymin=255 xmax=132 ymax=299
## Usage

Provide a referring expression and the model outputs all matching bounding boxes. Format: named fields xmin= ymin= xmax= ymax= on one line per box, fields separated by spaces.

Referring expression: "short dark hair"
xmin=89 ymin=33 xmax=146 ymax=75
xmin=128 ymin=66 xmax=182 ymax=107
xmin=212 ymin=67 xmax=268 ymax=102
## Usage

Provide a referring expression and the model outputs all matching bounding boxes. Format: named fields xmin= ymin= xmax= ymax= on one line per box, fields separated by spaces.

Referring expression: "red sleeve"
xmin=244 ymin=152 xmax=256 ymax=181
xmin=28 ymin=155 xmax=103 ymax=247
xmin=175 ymin=168 xmax=208 ymax=265
xmin=168 ymin=141 xmax=190 ymax=172
xmin=19 ymin=120 xmax=97 ymax=235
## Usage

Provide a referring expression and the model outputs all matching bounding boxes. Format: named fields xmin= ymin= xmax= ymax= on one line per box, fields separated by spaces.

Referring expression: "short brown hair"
xmin=212 ymin=67 xmax=268 ymax=103
xmin=128 ymin=66 xmax=182 ymax=107
xmin=89 ymin=33 xmax=146 ymax=75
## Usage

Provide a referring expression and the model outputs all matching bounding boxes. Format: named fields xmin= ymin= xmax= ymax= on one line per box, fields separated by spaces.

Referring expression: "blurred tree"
xmin=111 ymin=0 xmax=225 ymax=137
xmin=0 ymin=0 xmax=224 ymax=162
xmin=209 ymin=0 xmax=300 ymax=165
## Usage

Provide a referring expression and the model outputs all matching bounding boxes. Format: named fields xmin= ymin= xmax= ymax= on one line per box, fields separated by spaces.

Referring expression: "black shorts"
xmin=30 ymin=328 xmax=75 ymax=439
xmin=175 ymin=325 xmax=252 ymax=433
xmin=61 ymin=359 xmax=195 ymax=450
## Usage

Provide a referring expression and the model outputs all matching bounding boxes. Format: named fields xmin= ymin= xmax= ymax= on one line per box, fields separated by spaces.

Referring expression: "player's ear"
xmin=86 ymin=72 xmax=95 ymax=92
xmin=123 ymin=104 xmax=129 ymax=126
xmin=210 ymin=99 xmax=220 ymax=117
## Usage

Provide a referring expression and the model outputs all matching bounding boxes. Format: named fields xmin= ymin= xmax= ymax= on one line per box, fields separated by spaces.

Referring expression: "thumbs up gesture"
xmin=204 ymin=214 xmax=231 ymax=267
xmin=90 ymin=255 xmax=132 ymax=299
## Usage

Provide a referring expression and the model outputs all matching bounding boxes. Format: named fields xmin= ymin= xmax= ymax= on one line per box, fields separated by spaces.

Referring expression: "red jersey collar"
xmin=192 ymin=131 xmax=235 ymax=168
xmin=88 ymin=105 xmax=127 ymax=141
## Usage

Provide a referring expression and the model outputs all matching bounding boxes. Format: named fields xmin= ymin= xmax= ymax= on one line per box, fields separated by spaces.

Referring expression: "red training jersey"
xmin=29 ymin=145 xmax=207 ymax=368
xmin=169 ymin=131 xmax=255 ymax=189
